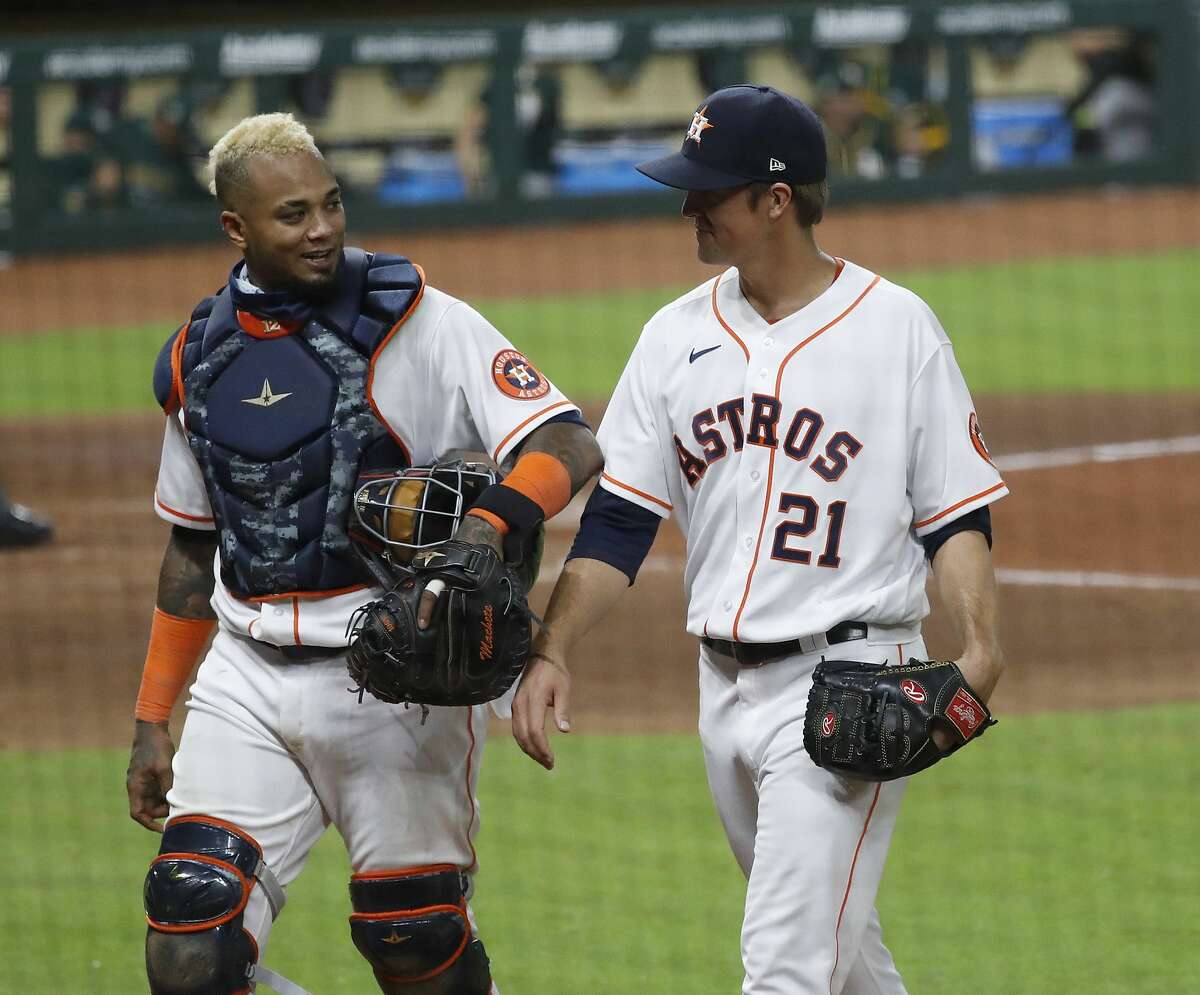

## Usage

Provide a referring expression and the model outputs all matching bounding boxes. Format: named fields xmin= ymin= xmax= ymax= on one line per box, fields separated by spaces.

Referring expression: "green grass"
xmin=2 ymin=248 xmax=1198 ymax=418
xmin=2 ymin=703 xmax=1197 ymax=994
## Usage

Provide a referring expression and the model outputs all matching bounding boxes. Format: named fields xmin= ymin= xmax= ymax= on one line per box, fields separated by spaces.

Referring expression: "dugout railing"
xmin=0 ymin=0 xmax=1196 ymax=258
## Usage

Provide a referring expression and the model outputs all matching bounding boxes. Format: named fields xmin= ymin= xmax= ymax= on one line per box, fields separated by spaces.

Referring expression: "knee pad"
xmin=349 ymin=865 xmax=491 ymax=993
xmin=143 ymin=816 xmax=286 ymax=995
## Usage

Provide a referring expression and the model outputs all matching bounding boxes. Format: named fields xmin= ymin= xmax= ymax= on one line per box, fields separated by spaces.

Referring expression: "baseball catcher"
xmin=346 ymin=458 xmax=536 ymax=709
xmin=803 ymin=658 xmax=996 ymax=781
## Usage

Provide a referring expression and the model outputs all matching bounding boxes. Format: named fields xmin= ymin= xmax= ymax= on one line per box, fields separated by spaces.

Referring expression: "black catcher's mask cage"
xmin=349 ymin=459 xmax=499 ymax=587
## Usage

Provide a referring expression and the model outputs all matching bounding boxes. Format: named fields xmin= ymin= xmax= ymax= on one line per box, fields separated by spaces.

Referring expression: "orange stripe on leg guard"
xmin=500 ymin=452 xmax=572 ymax=520
xmin=134 ymin=609 xmax=215 ymax=723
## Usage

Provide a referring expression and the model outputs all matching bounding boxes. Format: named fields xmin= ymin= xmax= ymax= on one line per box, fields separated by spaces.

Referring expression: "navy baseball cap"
xmin=637 ymin=84 xmax=827 ymax=190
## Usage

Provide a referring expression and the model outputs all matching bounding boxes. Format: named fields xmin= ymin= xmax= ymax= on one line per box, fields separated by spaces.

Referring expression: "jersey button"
xmin=273 ymin=607 xmax=285 ymax=617
xmin=763 ymin=337 xmax=774 ymax=348
xmin=723 ymin=600 xmax=733 ymax=611
xmin=750 ymin=470 xmax=760 ymax=481
xmin=744 ymin=536 xmax=753 ymax=549
xmin=758 ymin=368 xmax=769 ymax=379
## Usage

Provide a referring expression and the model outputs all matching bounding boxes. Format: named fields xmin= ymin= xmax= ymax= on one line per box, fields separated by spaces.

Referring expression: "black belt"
xmin=701 ymin=621 xmax=868 ymax=667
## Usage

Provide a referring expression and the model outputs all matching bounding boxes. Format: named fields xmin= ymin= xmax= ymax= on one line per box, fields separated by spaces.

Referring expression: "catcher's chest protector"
xmin=170 ymin=249 xmax=422 ymax=598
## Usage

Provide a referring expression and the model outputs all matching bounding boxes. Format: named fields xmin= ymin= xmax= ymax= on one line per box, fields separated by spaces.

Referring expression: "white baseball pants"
xmin=699 ymin=634 xmax=925 ymax=995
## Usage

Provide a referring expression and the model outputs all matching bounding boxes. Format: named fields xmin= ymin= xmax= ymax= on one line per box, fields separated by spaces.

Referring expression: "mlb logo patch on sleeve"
xmin=493 ymin=349 xmax=550 ymax=400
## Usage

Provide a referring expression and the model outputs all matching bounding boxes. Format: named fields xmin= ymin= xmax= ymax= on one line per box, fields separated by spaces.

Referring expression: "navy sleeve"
xmin=922 ymin=505 xmax=992 ymax=562
xmin=566 ymin=484 xmax=661 ymax=585
xmin=542 ymin=409 xmax=588 ymax=429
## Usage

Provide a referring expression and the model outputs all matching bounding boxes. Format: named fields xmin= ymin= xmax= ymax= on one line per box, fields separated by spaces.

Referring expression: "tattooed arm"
xmin=505 ymin=420 xmax=605 ymax=495
xmin=456 ymin=420 xmax=604 ymax=554
xmin=157 ymin=525 xmax=219 ymax=618
xmin=417 ymin=421 xmax=603 ymax=627
xmin=127 ymin=526 xmax=218 ymax=832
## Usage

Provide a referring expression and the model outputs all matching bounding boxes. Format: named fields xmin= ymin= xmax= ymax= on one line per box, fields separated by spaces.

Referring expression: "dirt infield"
xmin=1 ymin=186 xmax=1198 ymax=750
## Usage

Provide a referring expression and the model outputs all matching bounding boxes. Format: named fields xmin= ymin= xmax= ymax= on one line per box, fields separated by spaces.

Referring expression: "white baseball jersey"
xmin=153 ymin=284 xmax=578 ymax=648
xmin=596 ymin=258 xmax=1007 ymax=642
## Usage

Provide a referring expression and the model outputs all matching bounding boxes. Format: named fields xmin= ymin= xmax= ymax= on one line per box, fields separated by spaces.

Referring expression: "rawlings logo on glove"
xmin=803 ymin=658 xmax=996 ymax=781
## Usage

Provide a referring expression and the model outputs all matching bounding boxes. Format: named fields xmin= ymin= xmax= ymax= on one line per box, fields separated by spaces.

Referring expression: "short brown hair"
xmin=747 ymin=180 xmax=829 ymax=228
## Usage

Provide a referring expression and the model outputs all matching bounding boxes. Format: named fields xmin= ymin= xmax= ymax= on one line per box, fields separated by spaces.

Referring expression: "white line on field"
xmin=994 ymin=434 xmax=1200 ymax=472
xmin=995 ymin=568 xmax=1200 ymax=592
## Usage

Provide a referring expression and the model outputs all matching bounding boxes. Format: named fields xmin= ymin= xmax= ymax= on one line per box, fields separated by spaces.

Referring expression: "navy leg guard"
xmin=144 ymin=816 xmax=287 ymax=995
xmin=349 ymin=865 xmax=491 ymax=993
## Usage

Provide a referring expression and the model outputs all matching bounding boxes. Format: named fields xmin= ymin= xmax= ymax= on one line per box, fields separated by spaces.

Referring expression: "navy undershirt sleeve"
xmin=922 ymin=505 xmax=992 ymax=562
xmin=566 ymin=484 xmax=662 ymax=585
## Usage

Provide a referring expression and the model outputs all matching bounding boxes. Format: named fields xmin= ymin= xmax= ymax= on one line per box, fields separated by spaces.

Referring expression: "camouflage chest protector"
xmin=154 ymin=249 xmax=424 ymax=598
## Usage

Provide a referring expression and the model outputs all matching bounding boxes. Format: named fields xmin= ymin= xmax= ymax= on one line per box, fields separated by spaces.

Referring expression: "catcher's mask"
xmin=350 ymin=459 xmax=499 ymax=585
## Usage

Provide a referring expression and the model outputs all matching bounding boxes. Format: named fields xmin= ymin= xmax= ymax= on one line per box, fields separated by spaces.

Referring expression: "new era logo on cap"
xmin=637 ymin=85 xmax=826 ymax=191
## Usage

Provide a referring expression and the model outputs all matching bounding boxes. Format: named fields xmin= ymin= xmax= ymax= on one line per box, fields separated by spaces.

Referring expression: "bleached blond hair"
xmin=207 ymin=112 xmax=324 ymax=207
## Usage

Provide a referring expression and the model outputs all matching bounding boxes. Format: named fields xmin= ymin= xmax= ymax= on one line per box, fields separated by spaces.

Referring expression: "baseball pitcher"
xmin=513 ymin=86 xmax=1006 ymax=994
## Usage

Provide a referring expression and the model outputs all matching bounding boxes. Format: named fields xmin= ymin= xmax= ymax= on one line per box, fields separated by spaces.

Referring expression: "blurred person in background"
xmin=48 ymin=106 xmax=125 ymax=213
xmin=458 ymin=63 xmax=561 ymax=199
xmin=0 ymin=486 xmax=53 ymax=549
xmin=813 ymin=59 xmax=891 ymax=180
xmin=115 ymin=93 xmax=209 ymax=206
xmin=1067 ymin=28 xmax=1156 ymax=163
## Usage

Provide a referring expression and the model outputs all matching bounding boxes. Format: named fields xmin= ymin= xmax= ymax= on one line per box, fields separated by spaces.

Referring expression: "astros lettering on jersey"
xmin=596 ymin=258 xmax=1007 ymax=643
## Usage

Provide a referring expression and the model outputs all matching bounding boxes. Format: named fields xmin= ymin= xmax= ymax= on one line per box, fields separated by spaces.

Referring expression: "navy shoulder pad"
xmin=153 ymin=325 xmax=185 ymax=414
xmin=353 ymin=254 xmax=425 ymax=355
xmin=154 ymin=295 xmax=218 ymax=413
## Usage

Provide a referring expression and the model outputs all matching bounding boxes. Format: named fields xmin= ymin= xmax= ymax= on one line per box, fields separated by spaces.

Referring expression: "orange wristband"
xmin=134 ymin=608 xmax=216 ymax=723
xmin=466 ymin=507 xmax=510 ymax=536
xmin=500 ymin=452 xmax=572 ymax=520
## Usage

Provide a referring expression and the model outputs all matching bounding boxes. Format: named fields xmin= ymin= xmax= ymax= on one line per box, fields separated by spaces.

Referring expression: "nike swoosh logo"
xmin=689 ymin=345 xmax=721 ymax=364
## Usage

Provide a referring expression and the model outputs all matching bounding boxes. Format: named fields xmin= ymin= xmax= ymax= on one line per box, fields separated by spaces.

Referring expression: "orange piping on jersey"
xmin=239 ymin=582 xmax=371 ymax=604
xmin=914 ymin=482 xmax=1007 ymax=529
xmin=732 ymin=276 xmax=881 ymax=641
xmin=463 ymin=708 xmax=480 ymax=874
xmin=709 ymin=274 xmax=750 ymax=360
xmin=600 ymin=472 xmax=673 ymax=512
xmin=155 ymin=492 xmax=214 ymax=524
xmin=828 ymin=783 xmax=882 ymax=993
xmin=248 ymin=618 xmax=259 ymax=640
xmin=491 ymin=399 xmax=574 ymax=463
xmin=292 ymin=597 xmax=302 ymax=646
xmin=168 ymin=321 xmax=190 ymax=415
xmin=365 ymin=262 xmax=426 ymax=466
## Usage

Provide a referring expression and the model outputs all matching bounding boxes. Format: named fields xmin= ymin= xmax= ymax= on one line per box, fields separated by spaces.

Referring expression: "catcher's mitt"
xmin=346 ymin=541 xmax=532 ymax=708
xmin=803 ymin=658 xmax=996 ymax=781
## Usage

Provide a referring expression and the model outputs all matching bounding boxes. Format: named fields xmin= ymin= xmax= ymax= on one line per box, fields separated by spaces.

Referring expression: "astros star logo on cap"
xmin=686 ymin=105 xmax=714 ymax=145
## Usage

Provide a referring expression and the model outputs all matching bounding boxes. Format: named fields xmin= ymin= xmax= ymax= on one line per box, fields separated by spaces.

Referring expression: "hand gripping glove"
xmin=803 ymin=658 xmax=997 ymax=781
xmin=346 ymin=541 xmax=532 ymax=708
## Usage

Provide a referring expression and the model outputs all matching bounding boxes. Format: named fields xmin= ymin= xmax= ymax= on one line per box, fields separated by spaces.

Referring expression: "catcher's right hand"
xmin=803 ymin=657 xmax=996 ymax=781
xmin=347 ymin=541 xmax=532 ymax=708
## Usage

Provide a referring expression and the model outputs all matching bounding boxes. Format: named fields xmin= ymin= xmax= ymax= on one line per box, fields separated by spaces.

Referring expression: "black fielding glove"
xmin=804 ymin=658 xmax=996 ymax=781
xmin=347 ymin=542 xmax=532 ymax=708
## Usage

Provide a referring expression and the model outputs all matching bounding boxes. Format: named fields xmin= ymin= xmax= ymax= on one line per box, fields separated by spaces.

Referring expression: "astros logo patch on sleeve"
xmin=969 ymin=412 xmax=995 ymax=466
xmin=493 ymin=349 xmax=550 ymax=400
